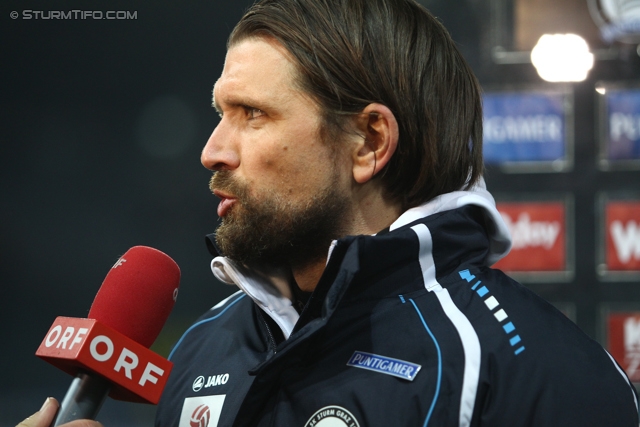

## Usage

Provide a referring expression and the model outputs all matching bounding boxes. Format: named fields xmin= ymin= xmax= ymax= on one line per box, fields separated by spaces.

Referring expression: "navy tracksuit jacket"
xmin=156 ymin=204 xmax=638 ymax=427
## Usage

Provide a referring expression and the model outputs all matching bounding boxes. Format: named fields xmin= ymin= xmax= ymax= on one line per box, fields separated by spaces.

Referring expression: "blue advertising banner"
xmin=483 ymin=91 xmax=569 ymax=169
xmin=605 ymin=89 xmax=640 ymax=161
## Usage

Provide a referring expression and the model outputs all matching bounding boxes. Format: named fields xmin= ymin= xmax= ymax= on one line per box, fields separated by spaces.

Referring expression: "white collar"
xmin=209 ymin=178 xmax=512 ymax=338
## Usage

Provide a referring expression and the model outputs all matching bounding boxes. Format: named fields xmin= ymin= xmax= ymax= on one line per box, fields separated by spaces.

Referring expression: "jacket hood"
xmin=388 ymin=177 xmax=512 ymax=266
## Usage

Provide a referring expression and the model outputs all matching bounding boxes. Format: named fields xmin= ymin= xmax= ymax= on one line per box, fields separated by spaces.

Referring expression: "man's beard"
xmin=210 ymin=170 xmax=350 ymax=268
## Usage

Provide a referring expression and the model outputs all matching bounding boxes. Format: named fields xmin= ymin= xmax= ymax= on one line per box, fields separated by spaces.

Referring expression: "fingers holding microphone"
xmin=17 ymin=398 xmax=103 ymax=427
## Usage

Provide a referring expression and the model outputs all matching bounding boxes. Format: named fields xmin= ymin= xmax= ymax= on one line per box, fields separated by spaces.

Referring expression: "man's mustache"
xmin=209 ymin=171 xmax=249 ymax=200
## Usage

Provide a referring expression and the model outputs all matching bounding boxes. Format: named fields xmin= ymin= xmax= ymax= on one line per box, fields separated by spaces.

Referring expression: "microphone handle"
xmin=51 ymin=371 xmax=111 ymax=426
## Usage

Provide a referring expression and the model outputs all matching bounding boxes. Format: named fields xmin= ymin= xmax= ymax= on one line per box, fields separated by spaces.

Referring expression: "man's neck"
xmin=290 ymin=196 xmax=403 ymax=292
xmin=292 ymin=260 xmax=327 ymax=293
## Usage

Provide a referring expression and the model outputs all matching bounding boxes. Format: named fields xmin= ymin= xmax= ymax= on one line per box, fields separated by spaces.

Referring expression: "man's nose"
xmin=201 ymin=122 xmax=240 ymax=171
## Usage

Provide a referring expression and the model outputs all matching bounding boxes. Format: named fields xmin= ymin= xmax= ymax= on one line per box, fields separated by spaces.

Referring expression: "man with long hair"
xmin=21 ymin=0 xmax=639 ymax=426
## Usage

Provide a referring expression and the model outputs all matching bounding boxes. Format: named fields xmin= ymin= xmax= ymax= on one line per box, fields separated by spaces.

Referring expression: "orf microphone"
xmin=35 ymin=246 xmax=181 ymax=426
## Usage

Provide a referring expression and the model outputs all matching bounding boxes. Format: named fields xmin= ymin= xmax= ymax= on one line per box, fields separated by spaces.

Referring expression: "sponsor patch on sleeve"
xmin=346 ymin=351 xmax=421 ymax=381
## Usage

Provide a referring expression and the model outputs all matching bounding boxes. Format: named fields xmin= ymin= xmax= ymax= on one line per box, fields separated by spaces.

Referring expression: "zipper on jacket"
xmin=259 ymin=312 xmax=278 ymax=355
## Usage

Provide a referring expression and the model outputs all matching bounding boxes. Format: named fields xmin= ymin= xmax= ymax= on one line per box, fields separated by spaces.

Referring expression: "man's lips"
xmin=213 ymin=190 xmax=237 ymax=217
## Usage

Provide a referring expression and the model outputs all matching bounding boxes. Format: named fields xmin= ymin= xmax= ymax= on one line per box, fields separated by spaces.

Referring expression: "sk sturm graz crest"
xmin=590 ymin=0 xmax=640 ymax=43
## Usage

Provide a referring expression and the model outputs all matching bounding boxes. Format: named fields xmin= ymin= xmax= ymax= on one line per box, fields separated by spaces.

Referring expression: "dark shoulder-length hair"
xmin=229 ymin=0 xmax=484 ymax=209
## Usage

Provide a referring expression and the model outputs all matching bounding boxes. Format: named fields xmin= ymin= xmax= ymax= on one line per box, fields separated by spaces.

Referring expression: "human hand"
xmin=16 ymin=398 xmax=103 ymax=427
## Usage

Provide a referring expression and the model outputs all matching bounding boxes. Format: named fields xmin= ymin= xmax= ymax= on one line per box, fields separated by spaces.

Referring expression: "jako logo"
xmin=611 ymin=220 xmax=640 ymax=263
xmin=501 ymin=213 xmax=560 ymax=250
xmin=193 ymin=376 xmax=205 ymax=392
xmin=193 ymin=374 xmax=229 ymax=392
xmin=204 ymin=374 xmax=229 ymax=388
xmin=190 ymin=404 xmax=210 ymax=427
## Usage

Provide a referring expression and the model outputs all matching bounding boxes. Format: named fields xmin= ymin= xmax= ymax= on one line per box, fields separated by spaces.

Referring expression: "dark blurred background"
xmin=2 ymin=0 xmax=639 ymax=426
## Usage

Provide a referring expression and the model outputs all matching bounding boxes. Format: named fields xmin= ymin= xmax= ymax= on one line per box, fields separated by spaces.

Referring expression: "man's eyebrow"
xmin=211 ymin=85 xmax=221 ymax=113
xmin=212 ymin=98 xmax=222 ymax=114
xmin=214 ymin=95 xmax=271 ymax=113
xmin=211 ymin=82 xmax=275 ymax=113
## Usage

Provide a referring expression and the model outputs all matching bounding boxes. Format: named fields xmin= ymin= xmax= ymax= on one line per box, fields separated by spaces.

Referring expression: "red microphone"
xmin=36 ymin=246 xmax=180 ymax=426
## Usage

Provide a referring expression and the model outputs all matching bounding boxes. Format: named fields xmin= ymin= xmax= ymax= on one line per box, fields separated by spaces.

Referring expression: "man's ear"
xmin=352 ymin=103 xmax=399 ymax=184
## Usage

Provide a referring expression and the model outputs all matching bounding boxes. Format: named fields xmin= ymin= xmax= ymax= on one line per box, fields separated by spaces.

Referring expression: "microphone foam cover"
xmin=88 ymin=246 xmax=180 ymax=348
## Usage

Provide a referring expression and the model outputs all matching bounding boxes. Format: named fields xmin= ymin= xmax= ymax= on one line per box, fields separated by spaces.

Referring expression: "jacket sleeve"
xmin=470 ymin=279 xmax=639 ymax=427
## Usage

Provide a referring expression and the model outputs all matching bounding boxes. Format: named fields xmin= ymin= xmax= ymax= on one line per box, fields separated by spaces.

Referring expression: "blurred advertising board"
xmin=598 ymin=194 xmax=640 ymax=280
xmin=601 ymin=307 xmax=640 ymax=384
xmin=494 ymin=196 xmax=573 ymax=282
xmin=597 ymin=83 xmax=640 ymax=170
xmin=483 ymin=87 xmax=573 ymax=172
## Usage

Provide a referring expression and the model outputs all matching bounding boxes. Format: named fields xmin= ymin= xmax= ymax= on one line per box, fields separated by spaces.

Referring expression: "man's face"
xmin=202 ymin=37 xmax=353 ymax=267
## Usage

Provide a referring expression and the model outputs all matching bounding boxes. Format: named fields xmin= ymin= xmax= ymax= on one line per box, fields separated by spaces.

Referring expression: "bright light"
xmin=530 ymin=34 xmax=594 ymax=82
xmin=596 ymin=87 xmax=606 ymax=95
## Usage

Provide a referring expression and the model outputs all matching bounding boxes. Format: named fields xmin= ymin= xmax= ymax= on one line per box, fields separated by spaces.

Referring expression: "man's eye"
xmin=246 ymin=107 xmax=265 ymax=120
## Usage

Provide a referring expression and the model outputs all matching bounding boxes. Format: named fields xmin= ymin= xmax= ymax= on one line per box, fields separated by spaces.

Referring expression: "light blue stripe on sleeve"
xmin=476 ymin=286 xmax=489 ymax=297
xmin=503 ymin=322 xmax=515 ymax=334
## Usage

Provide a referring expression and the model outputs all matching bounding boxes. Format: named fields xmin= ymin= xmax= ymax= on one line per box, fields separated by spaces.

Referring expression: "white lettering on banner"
xmin=501 ymin=213 xmax=560 ymax=250
xmin=41 ymin=326 xmax=169 ymax=390
xmin=57 ymin=327 xmax=75 ymax=349
xmin=624 ymin=318 xmax=640 ymax=378
xmin=484 ymin=115 xmax=562 ymax=143
xmin=44 ymin=325 xmax=89 ymax=350
xmin=610 ymin=113 xmax=640 ymax=141
xmin=112 ymin=257 xmax=127 ymax=269
xmin=114 ymin=348 xmax=139 ymax=379
xmin=611 ymin=220 xmax=640 ymax=263
xmin=69 ymin=328 xmax=88 ymax=350
xmin=139 ymin=363 xmax=164 ymax=386
xmin=45 ymin=326 xmax=63 ymax=347
xmin=90 ymin=335 xmax=114 ymax=362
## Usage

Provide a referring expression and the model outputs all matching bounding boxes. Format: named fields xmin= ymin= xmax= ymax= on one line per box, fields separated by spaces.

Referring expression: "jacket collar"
xmin=206 ymin=178 xmax=512 ymax=339
xmin=389 ymin=177 xmax=511 ymax=265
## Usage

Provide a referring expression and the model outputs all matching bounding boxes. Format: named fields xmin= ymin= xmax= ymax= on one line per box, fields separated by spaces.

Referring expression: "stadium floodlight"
xmin=531 ymin=34 xmax=595 ymax=82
